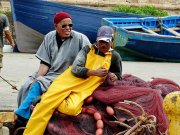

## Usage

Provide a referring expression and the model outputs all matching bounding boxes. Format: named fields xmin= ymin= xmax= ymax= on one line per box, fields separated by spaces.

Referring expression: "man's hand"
xmin=86 ymin=67 xmax=108 ymax=77
xmin=109 ymin=73 xmax=118 ymax=82
xmin=10 ymin=43 xmax=15 ymax=48
xmin=94 ymin=67 xmax=108 ymax=77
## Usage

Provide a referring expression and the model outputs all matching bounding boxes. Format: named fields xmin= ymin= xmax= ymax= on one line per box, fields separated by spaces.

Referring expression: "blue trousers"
xmin=15 ymin=82 xmax=43 ymax=119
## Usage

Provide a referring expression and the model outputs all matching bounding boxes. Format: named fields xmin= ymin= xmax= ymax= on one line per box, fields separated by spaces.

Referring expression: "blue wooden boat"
xmin=10 ymin=0 xmax=143 ymax=53
xmin=102 ymin=16 xmax=180 ymax=62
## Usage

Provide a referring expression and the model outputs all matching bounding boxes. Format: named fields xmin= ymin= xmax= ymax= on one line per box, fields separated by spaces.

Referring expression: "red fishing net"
xmin=44 ymin=74 xmax=180 ymax=135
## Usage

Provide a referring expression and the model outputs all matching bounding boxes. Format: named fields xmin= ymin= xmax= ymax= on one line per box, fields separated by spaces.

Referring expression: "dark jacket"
xmin=71 ymin=44 xmax=122 ymax=79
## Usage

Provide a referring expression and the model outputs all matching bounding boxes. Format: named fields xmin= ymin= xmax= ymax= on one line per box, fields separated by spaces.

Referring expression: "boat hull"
xmin=115 ymin=29 xmax=180 ymax=62
xmin=14 ymin=22 xmax=44 ymax=53
xmin=10 ymin=0 xmax=143 ymax=53
xmin=102 ymin=17 xmax=180 ymax=62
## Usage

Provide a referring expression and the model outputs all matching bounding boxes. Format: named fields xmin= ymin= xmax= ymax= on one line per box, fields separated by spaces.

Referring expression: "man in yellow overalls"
xmin=23 ymin=26 xmax=122 ymax=135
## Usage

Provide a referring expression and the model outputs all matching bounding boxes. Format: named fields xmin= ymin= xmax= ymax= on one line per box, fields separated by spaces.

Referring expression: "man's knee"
xmin=58 ymin=102 xmax=82 ymax=116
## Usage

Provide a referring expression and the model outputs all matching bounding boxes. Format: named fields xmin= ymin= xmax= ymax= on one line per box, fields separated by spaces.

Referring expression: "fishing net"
xmin=43 ymin=74 xmax=180 ymax=135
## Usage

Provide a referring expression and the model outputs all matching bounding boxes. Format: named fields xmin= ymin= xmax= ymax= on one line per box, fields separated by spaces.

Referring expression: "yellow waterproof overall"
xmin=23 ymin=46 xmax=112 ymax=135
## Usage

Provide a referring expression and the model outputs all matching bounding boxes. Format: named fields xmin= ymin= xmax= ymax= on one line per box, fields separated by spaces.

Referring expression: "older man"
xmin=14 ymin=12 xmax=90 ymax=126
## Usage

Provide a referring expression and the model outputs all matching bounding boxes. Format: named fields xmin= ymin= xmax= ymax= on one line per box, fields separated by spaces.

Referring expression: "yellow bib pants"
xmin=23 ymin=47 xmax=112 ymax=135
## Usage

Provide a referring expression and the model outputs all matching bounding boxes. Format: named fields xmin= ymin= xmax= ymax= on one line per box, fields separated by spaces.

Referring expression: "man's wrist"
xmin=11 ymin=43 xmax=15 ymax=48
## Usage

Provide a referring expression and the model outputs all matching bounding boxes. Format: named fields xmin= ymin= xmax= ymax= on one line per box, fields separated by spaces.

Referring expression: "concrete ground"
xmin=0 ymin=52 xmax=180 ymax=111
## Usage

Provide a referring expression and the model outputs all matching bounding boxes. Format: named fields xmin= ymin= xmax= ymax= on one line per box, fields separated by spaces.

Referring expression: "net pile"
xmin=45 ymin=74 xmax=180 ymax=135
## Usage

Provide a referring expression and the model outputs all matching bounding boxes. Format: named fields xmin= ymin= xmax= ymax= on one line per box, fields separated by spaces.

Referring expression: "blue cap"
xmin=97 ymin=26 xmax=114 ymax=42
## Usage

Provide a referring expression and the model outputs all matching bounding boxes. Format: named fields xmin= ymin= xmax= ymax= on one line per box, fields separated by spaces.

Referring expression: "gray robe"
xmin=17 ymin=30 xmax=90 ymax=106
